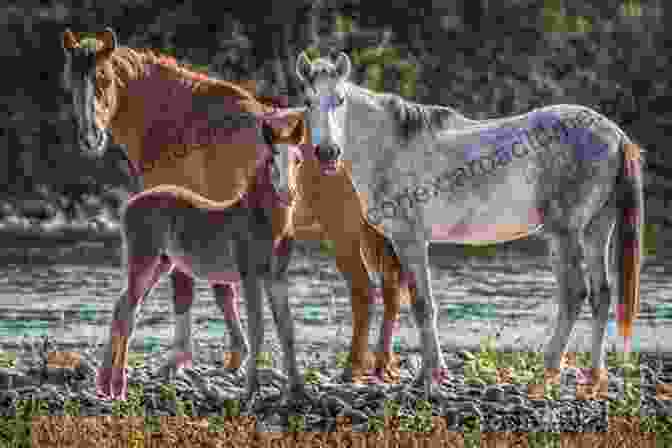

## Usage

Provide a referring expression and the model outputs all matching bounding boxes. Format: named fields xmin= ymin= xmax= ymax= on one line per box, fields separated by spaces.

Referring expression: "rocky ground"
xmin=1 ymin=334 xmax=671 ymax=446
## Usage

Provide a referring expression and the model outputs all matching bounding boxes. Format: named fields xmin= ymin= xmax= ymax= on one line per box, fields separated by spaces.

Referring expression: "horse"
xmin=61 ymin=28 xmax=309 ymax=401
xmin=295 ymin=50 xmax=645 ymax=399
xmin=111 ymin=159 xmax=303 ymax=402
xmin=61 ymin=28 xmax=414 ymax=389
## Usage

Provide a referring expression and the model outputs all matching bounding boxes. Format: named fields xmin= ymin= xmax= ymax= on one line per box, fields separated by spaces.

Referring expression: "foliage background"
xmin=1 ymin=0 xmax=671 ymax=240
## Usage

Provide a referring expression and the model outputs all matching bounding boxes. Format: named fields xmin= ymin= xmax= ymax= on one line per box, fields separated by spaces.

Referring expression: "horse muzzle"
xmin=78 ymin=127 xmax=108 ymax=157
xmin=315 ymin=143 xmax=342 ymax=176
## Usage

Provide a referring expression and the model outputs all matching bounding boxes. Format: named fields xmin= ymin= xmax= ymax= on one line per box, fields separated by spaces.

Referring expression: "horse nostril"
xmin=316 ymin=144 xmax=341 ymax=162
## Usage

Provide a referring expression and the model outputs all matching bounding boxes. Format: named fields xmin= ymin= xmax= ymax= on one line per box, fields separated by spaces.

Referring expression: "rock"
xmin=322 ymin=395 xmax=348 ymax=414
xmin=0 ymin=367 xmax=38 ymax=389
xmin=483 ymin=385 xmax=506 ymax=402
xmin=342 ymin=407 xmax=369 ymax=424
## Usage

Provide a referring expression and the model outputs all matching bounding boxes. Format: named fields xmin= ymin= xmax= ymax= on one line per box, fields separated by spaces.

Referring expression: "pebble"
xmin=0 ymin=348 xmax=665 ymax=433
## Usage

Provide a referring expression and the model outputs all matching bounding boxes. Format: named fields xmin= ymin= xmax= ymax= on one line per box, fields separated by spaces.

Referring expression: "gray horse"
xmin=296 ymin=51 xmax=644 ymax=399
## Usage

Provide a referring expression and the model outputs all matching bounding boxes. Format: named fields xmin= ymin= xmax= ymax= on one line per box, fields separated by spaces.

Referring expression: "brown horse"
xmin=61 ymin=28 xmax=311 ymax=399
xmin=61 ymin=28 xmax=408 ymax=391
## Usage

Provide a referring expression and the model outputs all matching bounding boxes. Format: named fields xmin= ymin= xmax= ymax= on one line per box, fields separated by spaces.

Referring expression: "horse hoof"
xmin=413 ymin=366 xmax=451 ymax=397
xmin=96 ymin=366 xmax=128 ymax=400
xmin=157 ymin=352 xmax=194 ymax=380
xmin=222 ymin=351 xmax=248 ymax=371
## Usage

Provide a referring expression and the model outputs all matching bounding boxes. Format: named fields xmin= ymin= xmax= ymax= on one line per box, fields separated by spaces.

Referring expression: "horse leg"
xmin=264 ymin=237 xmax=307 ymax=401
xmin=97 ymin=253 xmax=171 ymax=399
xmin=395 ymin=238 xmax=447 ymax=398
xmin=212 ymin=282 xmax=249 ymax=374
xmin=582 ymin=208 xmax=617 ymax=398
xmin=157 ymin=268 xmax=196 ymax=379
xmin=237 ymin=248 xmax=265 ymax=399
xmin=544 ymin=232 xmax=590 ymax=387
xmin=334 ymin=242 xmax=375 ymax=383
xmin=372 ymin=266 xmax=402 ymax=384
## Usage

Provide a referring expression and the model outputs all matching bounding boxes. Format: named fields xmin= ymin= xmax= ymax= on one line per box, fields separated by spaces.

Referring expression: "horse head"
xmin=62 ymin=28 xmax=119 ymax=157
xmin=295 ymin=51 xmax=351 ymax=176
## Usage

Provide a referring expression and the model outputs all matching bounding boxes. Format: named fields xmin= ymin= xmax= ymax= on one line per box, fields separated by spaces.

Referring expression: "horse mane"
xmin=97 ymin=46 xmax=272 ymax=113
xmin=345 ymin=82 xmax=463 ymax=144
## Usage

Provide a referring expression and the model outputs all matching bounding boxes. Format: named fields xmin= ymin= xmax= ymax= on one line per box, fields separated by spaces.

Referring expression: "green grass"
xmin=0 ymin=351 xmax=16 ymax=368
xmin=528 ymin=432 xmax=561 ymax=447
xmin=463 ymin=335 xmax=547 ymax=387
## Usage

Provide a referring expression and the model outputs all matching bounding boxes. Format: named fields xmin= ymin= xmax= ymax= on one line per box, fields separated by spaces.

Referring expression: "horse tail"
xmin=615 ymin=138 xmax=645 ymax=350
xmin=126 ymin=185 xmax=245 ymax=210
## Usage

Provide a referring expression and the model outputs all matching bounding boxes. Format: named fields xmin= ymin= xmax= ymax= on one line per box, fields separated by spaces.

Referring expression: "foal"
xmin=97 ymin=143 xmax=306 ymax=402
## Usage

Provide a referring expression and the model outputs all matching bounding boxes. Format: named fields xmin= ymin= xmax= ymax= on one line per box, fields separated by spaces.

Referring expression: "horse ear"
xmin=62 ymin=29 xmax=79 ymax=52
xmin=334 ymin=52 xmax=351 ymax=81
xmin=295 ymin=51 xmax=312 ymax=83
xmin=96 ymin=28 xmax=117 ymax=55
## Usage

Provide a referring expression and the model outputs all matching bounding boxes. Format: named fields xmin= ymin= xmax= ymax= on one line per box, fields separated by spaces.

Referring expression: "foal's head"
xmin=62 ymin=28 xmax=120 ymax=157
xmin=295 ymin=51 xmax=351 ymax=175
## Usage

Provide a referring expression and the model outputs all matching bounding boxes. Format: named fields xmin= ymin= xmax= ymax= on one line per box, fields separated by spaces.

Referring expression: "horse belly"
xmin=425 ymin=164 xmax=543 ymax=244
xmin=165 ymin=232 xmax=241 ymax=282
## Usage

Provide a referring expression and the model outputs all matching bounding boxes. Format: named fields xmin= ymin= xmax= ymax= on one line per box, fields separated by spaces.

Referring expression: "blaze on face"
xmin=62 ymin=30 xmax=116 ymax=156
xmin=295 ymin=51 xmax=351 ymax=175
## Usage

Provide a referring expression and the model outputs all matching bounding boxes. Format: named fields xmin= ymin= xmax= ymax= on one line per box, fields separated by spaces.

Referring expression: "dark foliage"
xmin=0 ymin=0 xmax=669 ymax=211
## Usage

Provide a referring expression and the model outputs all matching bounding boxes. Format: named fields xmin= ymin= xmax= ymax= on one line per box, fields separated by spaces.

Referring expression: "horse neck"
xmin=448 ymin=109 xmax=479 ymax=129
xmin=107 ymin=56 xmax=198 ymax=177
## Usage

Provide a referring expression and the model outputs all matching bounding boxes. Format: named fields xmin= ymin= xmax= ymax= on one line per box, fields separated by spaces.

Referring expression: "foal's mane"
xmin=344 ymin=82 xmax=464 ymax=144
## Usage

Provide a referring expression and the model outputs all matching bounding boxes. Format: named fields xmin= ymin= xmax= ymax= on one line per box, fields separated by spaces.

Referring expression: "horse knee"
xmin=127 ymin=256 xmax=162 ymax=306
xmin=213 ymin=283 xmax=240 ymax=321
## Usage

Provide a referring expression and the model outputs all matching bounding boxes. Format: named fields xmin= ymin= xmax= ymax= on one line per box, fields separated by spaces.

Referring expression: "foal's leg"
xmin=264 ymin=237 xmax=307 ymax=400
xmin=333 ymin=241 xmax=376 ymax=383
xmin=240 ymin=268 xmax=265 ymax=399
xmin=544 ymin=232 xmax=590 ymax=378
xmin=158 ymin=268 xmax=196 ymax=379
xmin=395 ymin=238 xmax=447 ymax=398
xmin=235 ymin=220 xmax=268 ymax=399
xmin=212 ymin=282 xmax=249 ymax=373
xmin=97 ymin=254 xmax=171 ymax=399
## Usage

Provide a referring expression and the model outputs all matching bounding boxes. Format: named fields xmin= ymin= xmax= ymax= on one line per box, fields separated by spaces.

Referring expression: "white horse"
xmin=295 ymin=51 xmax=644 ymax=399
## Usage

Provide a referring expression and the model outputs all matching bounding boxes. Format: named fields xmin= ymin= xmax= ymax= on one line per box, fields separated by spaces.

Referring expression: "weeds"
xmin=399 ymin=399 xmax=433 ymax=432
xmin=463 ymin=335 xmax=548 ymax=387
xmin=207 ymin=398 xmax=242 ymax=432
xmin=0 ymin=398 xmax=48 ymax=447
xmin=0 ymin=351 xmax=16 ymax=369
xmin=527 ymin=431 xmax=561 ymax=447
xmin=304 ymin=366 xmax=322 ymax=385
xmin=335 ymin=351 xmax=352 ymax=369
xmin=112 ymin=384 xmax=145 ymax=417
